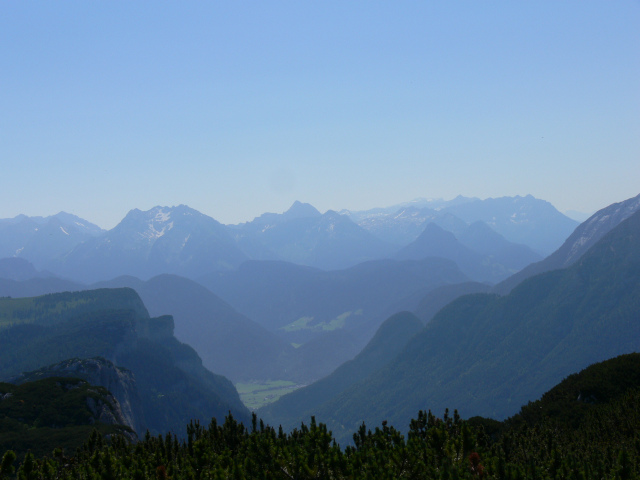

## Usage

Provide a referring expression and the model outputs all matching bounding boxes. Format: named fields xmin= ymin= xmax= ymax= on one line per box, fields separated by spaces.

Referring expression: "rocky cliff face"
xmin=10 ymin=357 xmax=146 ymax=435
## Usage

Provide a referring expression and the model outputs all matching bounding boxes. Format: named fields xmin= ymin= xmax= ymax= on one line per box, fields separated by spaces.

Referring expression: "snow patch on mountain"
xmin=155 ymin=210 xmax=171 ymax=223
xmin=141 ymin=220 xmax=174 ymax=240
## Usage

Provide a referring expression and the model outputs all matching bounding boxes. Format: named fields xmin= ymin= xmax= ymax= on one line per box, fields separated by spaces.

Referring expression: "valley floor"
xmin=235 ymin=380 xmax=304 ymax=410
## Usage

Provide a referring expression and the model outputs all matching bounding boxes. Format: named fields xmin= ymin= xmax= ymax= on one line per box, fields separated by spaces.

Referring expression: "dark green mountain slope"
xmin=258 ymin=311 xmax=422 ymax=428
xmin=0 ymin=288 xmax=149 ymax=328
xmin=4 ymin=355 xmax=640 ymax=479
xmin=477 ymin=353 xmax=640 ymax=477
xmin=0 ymin=289 xmax=250 ymax=436
xmin=0 ymin=377 xmax=133 ymax=459
xmin=307 ymin=209 xmax=640 ymax=440
xmin=506 ymin=352 xmax=640 ymax=431
xmin=10 ymin=357 xmax=145 ymax=434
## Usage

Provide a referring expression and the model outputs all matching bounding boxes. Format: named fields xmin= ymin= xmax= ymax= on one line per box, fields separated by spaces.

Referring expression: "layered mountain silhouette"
xmin=395 ymin=222 xmax=532 ymax=283
xmin=93 ymin=274 xmax=295 ymax=382
xmin=494 ymin=192 xmax=640 ymax=294
xmin=349 ymin=195 xmax=577 ymax=255
xmin=351 ymin=207 xmax=465 ymax=246
xmin=199 ymin=257 xmax=468 ymax=339
xmin=456 ymin=220 xmax=542 ymax=271
xmin=0 ymin=257 xmax=45 ymax=281
xmin=0 ymin=196 xmax=574 ymax=286
xmin=258 ymin=311 xmax=423 ymax=430
xmin=443 ymin=195 xmax=578 ymax=255
xmin=286 ymin=207 xmax=640 ymax=441
xmin=413 ymin=281 xmax=492 ymax=324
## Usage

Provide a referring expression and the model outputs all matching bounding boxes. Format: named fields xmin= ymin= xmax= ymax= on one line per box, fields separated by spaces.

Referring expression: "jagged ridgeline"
xmin=0 ymin=288 xmax=250 ymax=438
xmin=1 ymin=354 xmax=639 ymax=479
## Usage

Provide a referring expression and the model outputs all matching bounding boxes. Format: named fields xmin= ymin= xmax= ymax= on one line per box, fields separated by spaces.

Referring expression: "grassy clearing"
xmin=280 ymin=309 xmax=364 ymax=333
xmin=235 ymin=380 xmax=304 ymax=410
xmin=280 ymin=316 xmax=313 ymax=332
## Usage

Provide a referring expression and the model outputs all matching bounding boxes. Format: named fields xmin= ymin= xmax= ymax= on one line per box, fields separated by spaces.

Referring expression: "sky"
xmin=1 ymin=2 xmax=639 ymax=229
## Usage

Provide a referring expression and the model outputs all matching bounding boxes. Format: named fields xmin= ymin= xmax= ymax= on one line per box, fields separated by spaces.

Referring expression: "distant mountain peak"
xmin=420 ymin=222 xmax=457 ymax=240
xmin=283 ymin=201 xmax=322 ymax=220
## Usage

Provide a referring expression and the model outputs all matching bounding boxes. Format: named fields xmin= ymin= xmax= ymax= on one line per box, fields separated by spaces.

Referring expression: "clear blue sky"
xmin=1 ymin=2 xmax=639 ymax=229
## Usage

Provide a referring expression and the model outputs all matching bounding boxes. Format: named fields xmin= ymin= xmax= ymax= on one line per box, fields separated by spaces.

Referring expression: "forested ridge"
xmin=2 ymin=354 xmax=640 ymax=479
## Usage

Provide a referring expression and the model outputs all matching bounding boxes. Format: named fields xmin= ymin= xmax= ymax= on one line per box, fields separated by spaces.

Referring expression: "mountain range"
xmin=229 ymin=202 xmax=396 ymax=270
xmin=0 ymin=195 xmax=575 ymax=285
xmin=267 ymin=206 xmax=640 ymax=443
xmin=344 ymin=195 xmax=578 ymax=255
xmin=55 ymin=205 xmax=248 ymax=283
xmin=0 ymin=192 xmax=639 ymax=456
xmin=0 ymin=212 xmax=103 ymax=271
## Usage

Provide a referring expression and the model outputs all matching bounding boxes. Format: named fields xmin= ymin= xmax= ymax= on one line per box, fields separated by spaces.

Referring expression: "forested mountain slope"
xmin=4 ymin=355 xmax=640 ymax=479
xmin=0 ymin=289 xmax=250 ymax=436
xmin=0 ymin=377 xmax=134 ymax=459
xmin=304 ymin=209 xmax=640 ymax=441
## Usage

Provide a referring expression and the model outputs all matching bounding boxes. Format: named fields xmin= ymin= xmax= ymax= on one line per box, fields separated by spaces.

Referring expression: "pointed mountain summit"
xmin=395 ymin=222 xmax=506 ymax=282
xmin=58 ymin=205 xmax=246 ymax=283
xmin=495 ymin=192 xmax=640 ymax=294
xmin=396 ymin=223 xmax=466 ymax=260
xmin=457 ymin=221 xmax=542 ymax=272
xmin=282 ymin=201 xmax=322 ymax=220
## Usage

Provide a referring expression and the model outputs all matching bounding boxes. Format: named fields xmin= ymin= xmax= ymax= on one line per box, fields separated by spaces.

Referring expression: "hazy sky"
xmin=1 ymin=2 xmax=639 ymax=229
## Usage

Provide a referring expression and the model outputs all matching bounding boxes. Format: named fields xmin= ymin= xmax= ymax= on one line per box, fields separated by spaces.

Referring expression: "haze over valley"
xmin=2 ymin=2 xmax=640 ymax=477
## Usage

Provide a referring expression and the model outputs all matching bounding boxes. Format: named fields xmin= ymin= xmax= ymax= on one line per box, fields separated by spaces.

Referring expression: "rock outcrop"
xmin=9 ymin=357 xmax=146 ymax=435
